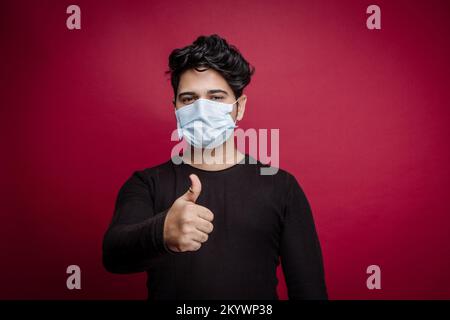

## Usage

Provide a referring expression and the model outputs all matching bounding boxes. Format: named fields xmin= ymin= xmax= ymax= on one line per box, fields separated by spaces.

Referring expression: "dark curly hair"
xmin=166 ymin=34 xmax=255 ymax=100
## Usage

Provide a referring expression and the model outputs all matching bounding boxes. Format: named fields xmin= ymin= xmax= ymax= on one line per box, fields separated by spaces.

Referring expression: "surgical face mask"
xmin=175 ymin=98 xmax=239 ymax=149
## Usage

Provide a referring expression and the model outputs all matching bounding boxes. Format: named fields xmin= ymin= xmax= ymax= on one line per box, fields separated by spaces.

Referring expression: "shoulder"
xmin=248 ymin=155 xmax=299 ymax=191
xmin=246 ymin=157 xmax=311 ymax=212
xmin=141 ymin=157 xmax=177 ymax=178
xmin=122 ymin=158 xmax=177 ymax=189
xmin=241 ymin=156 xmax=308 ymax=210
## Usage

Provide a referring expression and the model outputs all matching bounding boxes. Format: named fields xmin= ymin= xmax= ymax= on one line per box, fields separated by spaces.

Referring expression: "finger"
xmin=187 ymin=240 xmax=202 ymax=251
xmin=191 ymin=230 xmax=209 ymax=243
xmin=195 ymin=205 xmax=214 ymax=222
xmin=195 ymin=218 xmax=214 ymax=234
xmin=180 ymin=174 xmax=202 ymax=203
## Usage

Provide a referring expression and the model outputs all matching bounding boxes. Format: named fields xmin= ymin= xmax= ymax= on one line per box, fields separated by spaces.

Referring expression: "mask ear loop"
xmin=233 ymin=98 xmax=240 ymax=127
xmin=173 ymin=98 xmax=184 ymax=140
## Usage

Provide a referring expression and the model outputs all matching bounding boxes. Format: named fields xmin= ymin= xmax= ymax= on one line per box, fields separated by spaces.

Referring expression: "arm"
xmin=279 ymin=174 xmax=328 ymax=299
xmin=102 ymin=170 xmax=174 ymax=274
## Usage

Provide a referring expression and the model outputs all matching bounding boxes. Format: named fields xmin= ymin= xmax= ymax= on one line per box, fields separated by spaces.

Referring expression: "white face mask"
xmin=175 ymin=98 xmax=238 ymax=149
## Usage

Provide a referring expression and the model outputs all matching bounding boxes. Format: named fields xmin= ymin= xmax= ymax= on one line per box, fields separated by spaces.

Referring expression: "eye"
xmin=211 ymin=96 xmax=224 ymax=101
xmin=181 ymin=97 xmax=195 ymax=104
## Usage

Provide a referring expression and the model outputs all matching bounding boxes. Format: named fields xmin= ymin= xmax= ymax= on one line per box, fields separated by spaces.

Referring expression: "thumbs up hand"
xmin=163 ymin=174 xmax=214 ymax=252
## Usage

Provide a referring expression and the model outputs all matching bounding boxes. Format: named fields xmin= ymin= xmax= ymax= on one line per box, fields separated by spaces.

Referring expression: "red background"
xmin=1 ymin=0 xmax=450 ymax=299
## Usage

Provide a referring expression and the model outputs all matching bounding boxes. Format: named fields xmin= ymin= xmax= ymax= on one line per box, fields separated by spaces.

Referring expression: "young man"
xmin=102 ymin=34 xmax=328 ymax=300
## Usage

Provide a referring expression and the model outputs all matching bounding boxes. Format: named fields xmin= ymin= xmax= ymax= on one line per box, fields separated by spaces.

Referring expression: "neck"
xmin=182 ymin=138 xmax=245 ymax=171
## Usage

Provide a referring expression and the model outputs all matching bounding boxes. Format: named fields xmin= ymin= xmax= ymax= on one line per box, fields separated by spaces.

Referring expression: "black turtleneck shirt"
xmin=102 ymin=155 xmax=328 ymax=300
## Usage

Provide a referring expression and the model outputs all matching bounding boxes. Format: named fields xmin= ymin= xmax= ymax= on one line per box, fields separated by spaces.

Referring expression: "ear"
xmin=236 ymin=94 xmax=247 ymax=121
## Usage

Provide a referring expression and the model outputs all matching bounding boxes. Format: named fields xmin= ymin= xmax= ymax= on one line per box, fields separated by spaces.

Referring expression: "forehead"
xmin=177 ymin=68 xmax=232 ymax=93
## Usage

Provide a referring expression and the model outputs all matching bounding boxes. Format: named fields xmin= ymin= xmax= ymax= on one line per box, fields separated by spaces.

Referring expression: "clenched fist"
xmin=163 ymin=174 xmax=214 ymax=252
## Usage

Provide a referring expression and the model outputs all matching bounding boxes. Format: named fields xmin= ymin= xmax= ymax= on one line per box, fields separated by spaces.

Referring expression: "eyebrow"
xmin=178 ymin=89 xmax=229 ymax=99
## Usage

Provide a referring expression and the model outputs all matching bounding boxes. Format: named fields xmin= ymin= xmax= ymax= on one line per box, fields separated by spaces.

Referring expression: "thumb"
xmin=181 ymin=174 xmax=202 ymax=203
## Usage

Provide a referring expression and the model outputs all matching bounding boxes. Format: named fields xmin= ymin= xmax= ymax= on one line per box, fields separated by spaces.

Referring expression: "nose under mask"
xmin=175 ymin=98 xmax=238 ymax=149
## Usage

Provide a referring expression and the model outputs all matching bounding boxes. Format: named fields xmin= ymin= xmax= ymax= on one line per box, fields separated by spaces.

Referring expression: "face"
xmin=173 ymin=68 xmax=247 ymax=121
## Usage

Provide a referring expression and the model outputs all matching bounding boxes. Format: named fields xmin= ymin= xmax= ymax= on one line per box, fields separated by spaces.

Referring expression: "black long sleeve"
xmin=102 ymin=155 xmax=327 ymax=299
xmin=280 ymin=174 xmax=328 ymax=299
xmin=102 ymin=171 xmax=174 ymax=274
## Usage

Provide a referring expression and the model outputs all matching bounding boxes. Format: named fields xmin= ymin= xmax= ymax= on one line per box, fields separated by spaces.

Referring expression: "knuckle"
xmin=180 ymin=235 xmax=191 ymax=245
xmin=181 ymin=203 xmax=193 ymax=214
xmin=179 ymin=239 xmax=191 ymax=252
xmin=180 ymin=215 xmax=193 ymax=225
xmin=180 ymin=224 xmax=191 ymax=234
xmin=185 ymin=203 xmax=196 ymax=211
